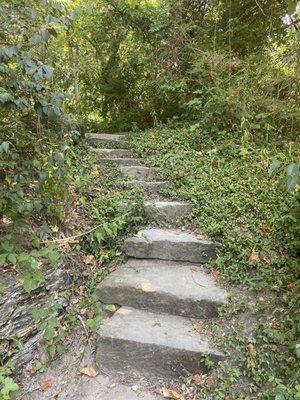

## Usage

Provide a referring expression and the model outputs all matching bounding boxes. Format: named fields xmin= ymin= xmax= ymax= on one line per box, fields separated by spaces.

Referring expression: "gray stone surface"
xmin=119 ymin=166 xmax=159 ymax=181
xmin=121 ymin=180 xmax=169 ymax=193
xmin=144 ymin=201 xmax=192 ymax=223
xmin=99 ymin=158 xmax=142 ymax=167
xmin=92 ymin=148 xmax=133 ymax=158
xmin=96 ymin=307 xmax=224 ymax=378
xmin=86 ymin=133 xmax=124 ymax=141
xmin=123 ymin=229 xmax=219 ymax=263
xmin=96 ymin=259 xmax=227 ymax=318
xmin=0 ymin=267 xmax=68 ymax=362
xmin=57 ymin=376 xmax=161 ymax=400
xmin=16 ymin=328 xmax=161 ymax=400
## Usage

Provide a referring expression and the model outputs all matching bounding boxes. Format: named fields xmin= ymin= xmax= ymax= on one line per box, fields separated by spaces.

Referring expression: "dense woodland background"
xmin=0 ymin=1 xmax=299 ymax=399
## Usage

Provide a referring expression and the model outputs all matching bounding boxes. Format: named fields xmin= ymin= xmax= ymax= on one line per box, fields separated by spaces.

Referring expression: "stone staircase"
xmin=87 ymin=133 xmax=228 ymax=382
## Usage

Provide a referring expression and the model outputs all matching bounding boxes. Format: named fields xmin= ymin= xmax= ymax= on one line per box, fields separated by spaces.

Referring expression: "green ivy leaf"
xmin=268 ymin=158 xmax=281 ymax=176
xmin=285 ymin=163 xmax=299 ymax=190
xmin=2 ymin=46 xmax=17 ymax=58
xmin=105 ymin=304 xmax=116 ymax=312
xmin=0 ymin=377 xmax=19 ymax=397
xmin=1 ymin=141 xmax=10 ymax=153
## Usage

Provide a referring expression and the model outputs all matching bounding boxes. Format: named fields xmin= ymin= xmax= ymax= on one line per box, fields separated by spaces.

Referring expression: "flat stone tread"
xmin=91 ymin=148 xmax=134 ymax=158
xmin=103 ymin=159 xmax=142 ymax=166
xmin=86 ymin=133 xmax=124 ymax=141
xmin=99 ymin=307 xmax=223 ymax=356
xmin=97 ymin=258 xmax=227 ymax=305
xmin=122 ymin=181 xmax=169 ymax=186
xmin=119 ymin=166 xmax=160 ymax=173
xmin=144 ymin=200 xmax=192 ymax=208
xmin=135 ymin=228 xmax=211 ymax=244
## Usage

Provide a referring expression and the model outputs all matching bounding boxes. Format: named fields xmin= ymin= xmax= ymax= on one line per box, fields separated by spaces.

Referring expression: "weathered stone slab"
xmin=121 ymin=180 xmax=169 ymax=193
xmin=96 ymin=259 xmax=227 ymax=318
xmin=119 ymin=166 xmax=159 ymax=181
xmin=123 ymin=229 xmax=219 ymax=263
xmin=96 ymin=307 xmax=224 ymax=378
xmin=0 ymin=267 xmax=68 ymax=362
xmin=86 ymin=133 xmax=124 ymax=146
xmin=91 ymin=148 xmax=133 ymax=158
xmin=99 ymin=158 xmax=142 ymax=167
xmin=144 ymin=201 xmax=192 ymax=223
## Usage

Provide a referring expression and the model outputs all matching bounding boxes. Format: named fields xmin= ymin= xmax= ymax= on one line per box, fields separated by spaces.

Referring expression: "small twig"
xmin=77 ymin=314 xmax=90 ymax=340
xmin=43 ymin=225 xmax=102 ymax=244
xmin=254 ymin=0 xmax=267 ymax=16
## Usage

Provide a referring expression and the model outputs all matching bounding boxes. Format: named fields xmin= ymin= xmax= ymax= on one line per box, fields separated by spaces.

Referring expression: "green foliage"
xmin=0 ymin=362 xmax=19 ymax=400
xmin=0 ymin=1 xmax=71 ymax=119
xmin=128 ymin=124 xmax=299 ymax=399
xmin=30 ymin=301 xmax=66 ymax=358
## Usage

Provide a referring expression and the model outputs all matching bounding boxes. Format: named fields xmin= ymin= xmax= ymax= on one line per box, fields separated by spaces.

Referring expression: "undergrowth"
xmin=128 ymin=124 xmax=300 ymax=399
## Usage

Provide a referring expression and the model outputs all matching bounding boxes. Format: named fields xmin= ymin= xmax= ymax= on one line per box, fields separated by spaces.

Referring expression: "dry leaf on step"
xmin=187 ymin=373 xmax=204 ymax=386
xmin=80 ymin=367 xmax=99 ymax=377
xmin=162 ymin=387 xmax=185 ymax=400
xmin=247 ymin=343 xmax=258 ymax=368
xmin=210 ymin=269 xmax=222 ymax=283
xmin=41 ymin=379 xmax=53 ymax=391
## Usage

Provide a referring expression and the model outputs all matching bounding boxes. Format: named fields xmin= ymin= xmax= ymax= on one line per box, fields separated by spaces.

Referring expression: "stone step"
xmin=96 ymin=259 xmax=227 ymax=318
xmin=144 ymin=201 xmax=192 ymax=223
xmin=96 ymin=307 xmax=224 ymax=379
xmin=86 ymin=133 xmax=124 ymax=146
xmin=121 ymin=180 xmax=169 ymax=193
xmin=99 ymin=158 xmax=142 ymax=167
xmin=119 ymin=166 xmax=159 ymax=181
xmin=91 ymin=148 xmax=133 ymax=158
xmin=123 ymin=229 xmax=219 ymax=263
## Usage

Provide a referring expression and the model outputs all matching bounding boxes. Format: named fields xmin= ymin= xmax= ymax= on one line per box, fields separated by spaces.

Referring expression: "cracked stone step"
xmin=86 ymin=133 xmax=124 ymax=146
xmin=91 ymin=148 xmax=134 ymax=158
xmin=96 ymin=307 xmax=224 ymax=379
xmin=119 ymin=166 xmax=160 ymax=181
xmin=123 ymin=229 xmax=219 ymax=263
xmin=96 ymin=259 xmax=227 ymax=318
xmin=144 ymin=200 xmax=192 ymax=223
xmin=121 ymin=180 xmax=169 ymax=193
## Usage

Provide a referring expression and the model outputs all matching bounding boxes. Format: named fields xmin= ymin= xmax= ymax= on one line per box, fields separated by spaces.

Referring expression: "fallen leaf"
xmin=210 ymin=269 xmax=222 ymax=283
xmin=117 ymin=308 xmax=132 ymax=316
xmin=92 ymin=165 xmax=100 ymax=177
xmin=41 ymin=379 xmax=53 ymax=391
xmin=138 ymin=281 xmax=155 ymax=292
xmin=192 ymin=321 xmax=206 ymax=334
xmin=204 ymin=375 xmax=216 ymax=389
xmin=80 ymin=367 xmax=98 ymax=377
xmin=249 ymin=249 xmax=260 ymax=262
xmin=2 ymin=216 xmax=12 ymax=225
xmin=77 ymin=285 xmax=84 ymax=296
xmin=247 ymin=343 xmax=258 ymax=368
xmin=188 ymin=373 xmax=204 ymax=386
xmin=83 ymin=254 xmax=95 ymax=265
xmin=259 ymin=223 xmax=269 ymax=234
xmin=162 ymin=387 xmax=185 ymax=400
xmin=286 ymin=283 xmax=296 ymax=290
